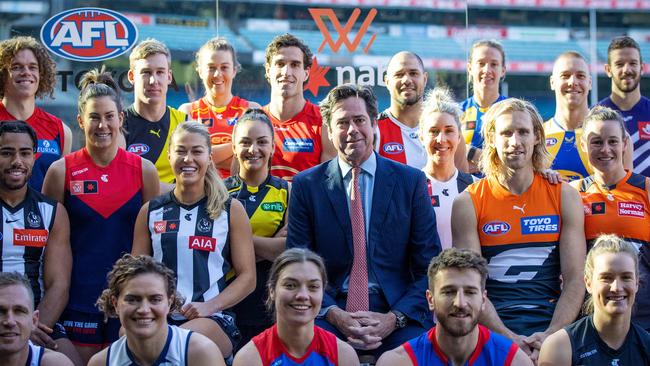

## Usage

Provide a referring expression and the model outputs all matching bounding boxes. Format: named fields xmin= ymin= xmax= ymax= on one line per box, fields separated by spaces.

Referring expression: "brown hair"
xmin=427 ymin=248 xmax=488 ymax=291
xmin=582 ymin=105 xmax=628 ymax=142
xmin=0 ymin=272 xmax=34 ymax=310
xmin=196 ymin=37 xmax=240 ymax=71
xmin=319 ymin=83 xmax=378 ymax=129
xmin=607 ymin=36 xmax=642 ymax=65
xmin=0 ymin=36 xmax=56 ymax=99
xmin=264 ymin=33 xmax=313 ymax=70
xmin=77 ymin=66 xmax=122 ymax=115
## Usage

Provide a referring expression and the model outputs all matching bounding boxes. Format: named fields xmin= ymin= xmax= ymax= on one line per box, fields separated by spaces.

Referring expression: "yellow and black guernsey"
xmin=224 ymin=174 xmax=288 ymax=336
xmin=124 ymin=106 xmax=187 ymax=183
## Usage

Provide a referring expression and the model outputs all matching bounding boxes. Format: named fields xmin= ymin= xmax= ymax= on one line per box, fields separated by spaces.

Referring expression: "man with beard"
xmin=376 ymin=249 xmax=532 ymax=366
xmin=0 ymin=121 xmax=79 ymax=364
xmin=377 ymin=52 xmax=467 ymax=171
xmin=598 ymin=36 xmax=650 ymax=177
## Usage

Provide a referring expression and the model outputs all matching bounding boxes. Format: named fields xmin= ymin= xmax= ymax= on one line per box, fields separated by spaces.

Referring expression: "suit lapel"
xmin=324 ymin=159 xmax=353 ymax=250
xmin=368 ymin=156 xmax=396 ymax=257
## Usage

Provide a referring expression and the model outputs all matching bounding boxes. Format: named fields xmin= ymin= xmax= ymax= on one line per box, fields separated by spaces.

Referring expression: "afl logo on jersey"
xmin=482 ymin=221 xmax=510 ymax=236
xmin=127 ymin=143 xmax=149 ymax=155
xmin=40 ymin=8 xmax=138 ymax=62
xmin=382 ymin=142 xmax=404 ymax=155
xmin=545 ymin=137 xmax=558 ymax=147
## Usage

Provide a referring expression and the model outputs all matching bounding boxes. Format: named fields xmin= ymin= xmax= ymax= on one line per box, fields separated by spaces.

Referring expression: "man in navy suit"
xmin=287 ymin=84 xmax=441 ymax=357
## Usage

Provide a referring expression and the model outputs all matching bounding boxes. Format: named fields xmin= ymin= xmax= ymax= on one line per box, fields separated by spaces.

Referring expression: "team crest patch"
xmin=153 ymin=220 xmax=180 ymax=234
xmin=618 ymin=202 xmax=645 ymax=218
xmin=197 ymin=218 xmax=212 ymax=233
xmin=520 ymin=215 xmax=559 ymax=234
xmin=189 ymin=236 xmax=216 ymax=252
xmin=27 ymin=212 xmax=42 ymax=228
xmin=639 ymin=121 xmax=650 ymax=140
xmin=482 ymin=221 xmax=510 ymax=236
xmin=70 ymin=180 xmax=98 ymax=195
xmin=430 ymin=195 xmax=440 ymax=207
xmin=200 ymin=118 xmax=214 ymax=127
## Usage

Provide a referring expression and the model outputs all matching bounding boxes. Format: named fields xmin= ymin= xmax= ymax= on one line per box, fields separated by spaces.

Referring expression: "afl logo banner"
xmin=40 ymin=8 xmax=138 ymax=62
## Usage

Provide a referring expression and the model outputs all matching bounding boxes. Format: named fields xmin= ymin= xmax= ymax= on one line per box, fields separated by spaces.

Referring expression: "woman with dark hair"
xmin=88 ymin=254 xmax=223 ymax=366
xmin=234 ymin=248 xmax=359 ymax=366
xmin=132 ymin=121 xmax=255 ymax=359
xmin=42 ymin=68 xmax=159 ymax=363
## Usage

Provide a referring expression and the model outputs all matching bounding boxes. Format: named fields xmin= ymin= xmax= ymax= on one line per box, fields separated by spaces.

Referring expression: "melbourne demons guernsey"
xmin=124 ymin=105 xmax=186 ymax=184
xmin=467 ymin=174 xmax=563 ymax=335
xmin=0 ymin=103 xmax=65 ymax=191
xmin=403 ymin=325 xmax=518 ymax=366
xmin=0 ymin=188 xmax=56 ymax=306
xmin=188 ymin=96 xmax=250 ymax=177
xmin=425 ymin=170 xmax=475 ymax=249
xmin=106 ymin=326 xmax=192 ymax=366
xmin=64 ymin=148 xmax=144 ymax=313
xmin=460 ymin=95 xmax=507 ymax=149
xmin=543 ymin=118 xmax=592 ymax=181
xmin=599 ymin=96 xmax=650 ymax=177
xmin=376 ymin=111 xmax=426 ymax=169
xmin=263 ymin=102 xmax=323 ymax=181
xmin=148 ymin=193 xmax=231 ymax=304
xmin=253 ymin=324 xmax=338 ymax=366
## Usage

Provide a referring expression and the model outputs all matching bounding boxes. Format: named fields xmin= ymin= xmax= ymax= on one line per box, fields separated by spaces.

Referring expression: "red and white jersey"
xmin=376 ymin=110 xmax=426 ymax=169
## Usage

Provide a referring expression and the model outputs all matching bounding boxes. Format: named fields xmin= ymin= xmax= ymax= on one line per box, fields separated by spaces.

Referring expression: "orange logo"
xmin=13 ymin=229 xmax=48 ymax=247
xmin=309 ymin=8 xmax=377 ymax=54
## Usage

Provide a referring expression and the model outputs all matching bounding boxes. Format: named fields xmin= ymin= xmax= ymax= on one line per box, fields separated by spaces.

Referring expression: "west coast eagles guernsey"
xmin=467 ymin=174 xmax=563 ymax=335
xmin=376 ymin=110 xmax=426 ymax=169
xmin=543 ymin=118 xmax=592 ymax=181
xmin=460 ymin=95 xmax=507 ymax=150
xmin=253 ymin=324 xmax=338 ymax=366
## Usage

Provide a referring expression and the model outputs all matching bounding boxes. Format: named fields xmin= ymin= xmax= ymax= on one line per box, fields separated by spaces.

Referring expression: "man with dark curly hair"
xmin=0 ymin=36 xmax=72 ymax=191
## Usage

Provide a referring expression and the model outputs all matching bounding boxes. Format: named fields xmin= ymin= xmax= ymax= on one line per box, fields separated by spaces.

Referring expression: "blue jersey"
xmin=598 ymin=96 xmax=650 ymax=177
xmin=543 ymin=118 xmax=592 ymax=181
xmin=403 ymin=325 xmax=518 ymax=366
xmin=106 ymin=326 xmax=192 ymax=366
xmin=461 ymin=95 xmax=507 ymax=149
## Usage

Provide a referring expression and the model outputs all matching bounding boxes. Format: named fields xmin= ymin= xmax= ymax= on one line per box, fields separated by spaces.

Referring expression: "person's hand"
xmin=181 ymin=302 xmax=215 ymax=319
xmin=30 ymin=322 xmax=57 ymax=349
xmin=524 ymin=331 xmax=551 ymax=365
xmin=541 ymin=169 xmax=566 ymax=184
xmin=507 ymin=331 xmax=534 ymax=357
xmin=274 ymin=226 xmax=288 ymax=238
xmin=327 ymin=307 xmax=382 ymax=350
xmin=350 ymin=311 xmax=397 ymax=339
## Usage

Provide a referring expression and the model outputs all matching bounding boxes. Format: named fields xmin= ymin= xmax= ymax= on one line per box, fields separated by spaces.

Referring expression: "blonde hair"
xmin=583 ymin=234 xmax=639 ymax=315
xmin=170 ymin=122 xmax=229 ymax=219
xmin=479 ymin=98 xmax=551 ymax=181
xmin=420 ymin=86 xmax=462 ymax=133
xmin=129 ymin=38 xmax=171 ymax=68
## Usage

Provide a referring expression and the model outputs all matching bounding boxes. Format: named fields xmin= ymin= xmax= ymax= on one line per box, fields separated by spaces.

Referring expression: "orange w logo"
xmin=309 ymin=8 xmax=377 ymax=54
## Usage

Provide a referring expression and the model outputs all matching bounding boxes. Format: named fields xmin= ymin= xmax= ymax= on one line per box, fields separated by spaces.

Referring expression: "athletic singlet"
xmin=598 ymin=96 xmax=650 ymax=177
xmin=0 ymin=103 xmax=65 ymax=192
xmin=253 ymin=324 xmax=338 ymax=366
xmin=376 ymin=111 xmax=426 ymax=169
xmin=148 ymin=193 xmax=231 ymax=304
xmin=124 ymin=105 xmax=186 ymax=184
xmin=105 ymin=325 xmax=192 ymax=366
xmin=25 ymin=341 xmax=45 ymax=366
xmin=263 ymin=102 xmax=323 ymax=181
xmin=188 ymin=96 xmax=251 ymax=178
xmin=403 ymin=325 xmax=518 ymax=366
xmin=225 ymin=174 xmax=288 ymax=327
xmin=467 ymin=174 xmax=563 ymax=335
xmin=565 ymin=315 xmax=650 ymax=365
xmin=0 ymin=188 xmax=56 ymax=306
xmin=64 ymin=148 xmax=144 ymax=313
xmin=544 ymin=118 xmax=592 ymax=181
xmin=424 ymin=170 xmax=475 ymax=250
xmin=460 ymin=95 xmax=507 ymax=149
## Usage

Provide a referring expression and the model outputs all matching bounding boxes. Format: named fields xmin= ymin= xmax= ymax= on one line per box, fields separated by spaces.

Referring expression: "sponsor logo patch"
xmin=127 ymin=143 xmax=150 ymax=155
xmin=261 ymin=202 xmax=285 ymax=212
xmin=37 ymin=140 xmax=61 ymax=155
xmin=639 ymin=121 xmax=650 ymax=140
xmin=283 ymin=138 xmax=314 ymax=153
xmin=591 ymin=202 xmax=606 ymax=215
xmin=189 ymin=236 xmax=216 ymax=252
xmin=430 ymin=195 xmax=440 ymax=207
xmin=545 ymin=137 xmax=558 ymax=147
xmin=618 ymin=201 xmax=645 ymax=218
xmin=482 ymin=221 xmax=510 ymax=236
xmin=520 ymin=215 xmax=559 ymax=234
xmin=382 ymin=142 xmax=404 ymax=155
xmin=210 ymin=132 xmax=231 ymax=145
xmin=200 ymin=118 xmax=214 ymax=128
xmin=70 ymin=180 xmax=98 ymax=195
xmin=13 ymin=229 xmax=48 ymax=247
xmin=153 ymin=220 xmax=180 ymax=234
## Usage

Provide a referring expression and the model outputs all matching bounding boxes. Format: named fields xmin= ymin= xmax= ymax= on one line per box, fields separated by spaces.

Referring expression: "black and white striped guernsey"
xmin=0 ymin=188 xmax=56 ymax=306
xmin=147 ymin=192 xmax=231 ymax=305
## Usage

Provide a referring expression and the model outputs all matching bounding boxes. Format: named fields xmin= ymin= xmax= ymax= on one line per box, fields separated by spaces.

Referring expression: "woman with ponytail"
xmin=132 ymin=121 xmax=255 ymax=359
xmin=42 ymin=67 xmax=160 ymax=363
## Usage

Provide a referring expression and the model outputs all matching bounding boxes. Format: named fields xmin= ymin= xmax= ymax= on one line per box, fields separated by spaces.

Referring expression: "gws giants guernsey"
xmin=64 ymin=148 xmax=144 ymax=313
xmin=148 ymin=193 xmax=232 ymax=304
xmin=253 ymin=324 xmax=338 ymax=366
xmin=376 ymin=111 xmax=426 ymax=169
xmin=106 ymin=325 xmax=192 ymax=366
xmin=0 ymin=188 xmax=56 ymax=306
xmin=467 ymin=174 xmax=563 ymax=335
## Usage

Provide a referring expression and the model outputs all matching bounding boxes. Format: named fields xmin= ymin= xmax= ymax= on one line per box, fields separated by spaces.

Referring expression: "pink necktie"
xmin=346 ymin=167 xmax=369 ymax=312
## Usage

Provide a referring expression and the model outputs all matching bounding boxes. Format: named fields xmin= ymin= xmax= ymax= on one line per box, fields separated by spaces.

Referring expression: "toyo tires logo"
xmin=40 ymin=8 xmax=138 ymax=62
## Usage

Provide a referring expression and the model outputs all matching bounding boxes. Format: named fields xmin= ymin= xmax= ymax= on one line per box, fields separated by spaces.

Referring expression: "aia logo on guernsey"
xmin=618 ymin=202 xmax=645 ymax=218
xmin=382 ymin=142 xmax=404 ymax=155
xmin=189 ymin=236 xmax=216 ymax=252
xmin=482 ymin=221 xmax=510 ymax=236
xmin=13 ymin=229 xmax=48 ymax=248
xmin=127 ymin=143 xmax=149 ymax=155
xmin=40 ymin=8 xmax=138 ymax=62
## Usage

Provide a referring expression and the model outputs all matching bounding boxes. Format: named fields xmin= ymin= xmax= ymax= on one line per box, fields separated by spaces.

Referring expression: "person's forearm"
xmin=253 ymin=235 xmax=285 ymax=262
xmin=479 ymin=298 xmax=515 ymax=338
xmin=37 ymin=285 xmax=69 ymax=327
xmin=207 ymin=272 xmax=255 ymax=313
xmin=546 ymin=279 xmax=584 ymax=334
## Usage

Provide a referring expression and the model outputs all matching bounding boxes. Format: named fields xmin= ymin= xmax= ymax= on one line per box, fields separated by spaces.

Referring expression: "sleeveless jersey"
xmin=106 ymin=325 xmax=192 ymax=366
xmin=124 ymin=105 xmax=186 ymax=184
xmin=253 ymin=324 xmax=338 ymax=366
xmin=598 ymin=96 xmax=650 ymax=177
xmin=148 ymin=193 xmax=231 ymax=304
xmin=424 ymin=170 xmax=475 ymax=250
xmin=0 ymin=103 xmax=66 ymax=192
xmin=565 ymin=315 xmax=650 ymax=365
xmin=0 ymin=188 xmax=56 ymax=306
xmin=26 ymin=341 xmax=45 ymax=366
xmin=466 ymin=174 xmax=563 ymax=335
xmin=403 ymin=325 xmax=518 ymax=366
xmin=460 ymin=95 xmax=507 ymax=149
xmin=543 ymin=118 xmax=592 ymax=181
xmin=225 ymin=174 xmax=288 ymax=327
xmin=376 ymin=111 xmax=426 ymax=169
xmin=263 ymin=102 xmax=323 ymax=181
xmin=188 ymin=96 xmax=250 ymax=178
xmin=64 ymin=148 xmax=144 ymax=313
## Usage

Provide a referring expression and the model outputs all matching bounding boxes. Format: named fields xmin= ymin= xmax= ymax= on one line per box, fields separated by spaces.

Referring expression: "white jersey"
xmin=376 ymin=111 xmax=427 ymax=169
xmin=106 ymin=325 xmax=192 ymax=365
xmin=424 ymin=170 xmax=476 ymax=249
xmin=26 ymin=341 xmax=45 ymax=366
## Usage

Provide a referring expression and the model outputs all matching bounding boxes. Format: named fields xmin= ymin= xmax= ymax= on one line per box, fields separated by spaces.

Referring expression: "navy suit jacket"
xmin=287 ymin=154 xmax=440 ymax=328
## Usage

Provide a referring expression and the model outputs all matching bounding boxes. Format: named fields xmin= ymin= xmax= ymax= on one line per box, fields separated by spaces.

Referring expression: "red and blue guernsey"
xmin=64 ymin=148 xmax=143 ymax=313
xmin=253 ymin=324 xmax=338 ymax=366
xmin=403 ymin=325 xmax=518 ymax=366
xmin=0 ymin=103 xmax=66 ymax=192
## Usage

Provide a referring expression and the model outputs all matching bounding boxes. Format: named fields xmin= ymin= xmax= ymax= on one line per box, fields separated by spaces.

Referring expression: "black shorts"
xmin=51 ymin=322 xmax=67 ymax=340
xmin=60 ymin=309 xmax=121 ymax=347
xmin=168 ymin=311 xmax=241 ymax=349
